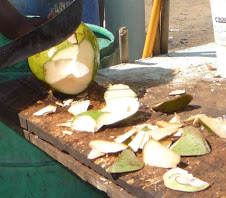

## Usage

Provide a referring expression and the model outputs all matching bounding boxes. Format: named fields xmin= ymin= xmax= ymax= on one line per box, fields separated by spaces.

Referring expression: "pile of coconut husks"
xmin=33 ymin=83 xmax=226 ymax=193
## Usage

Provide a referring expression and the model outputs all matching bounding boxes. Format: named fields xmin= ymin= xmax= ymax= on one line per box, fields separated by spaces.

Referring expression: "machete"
xmin=0 ymin=0 xmax=82 ymax=70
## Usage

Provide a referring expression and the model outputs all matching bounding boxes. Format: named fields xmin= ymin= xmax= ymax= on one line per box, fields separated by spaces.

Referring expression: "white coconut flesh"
xmin=102 ymin=97 xmax=140 ymax=125
xmin=44 ymin=39 xmax=95 ymax=95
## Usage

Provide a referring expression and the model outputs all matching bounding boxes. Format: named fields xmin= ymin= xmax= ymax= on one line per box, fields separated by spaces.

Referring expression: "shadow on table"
xmin=97 ymin=62 xmax=176 ymax=88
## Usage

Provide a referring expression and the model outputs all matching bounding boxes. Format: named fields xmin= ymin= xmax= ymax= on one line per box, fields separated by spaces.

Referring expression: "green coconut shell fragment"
xmin=170 ymin=126 xmax=211 ymax=156
xmin=71 ymin=110 xmax=111 ymax=132
xmin=152 ymin=94 xmax=193 ymax=113
xmin=163 ymin=168 xmax=210 ymax=192
xmin=199 ymin=115 xmax=226 ymax=138
xmin=107 ymin=149 xmax=144 ymax=173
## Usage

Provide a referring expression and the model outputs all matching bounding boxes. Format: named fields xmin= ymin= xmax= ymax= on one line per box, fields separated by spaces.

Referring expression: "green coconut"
xmin=28 ymin=23 xmax=100 ymax=95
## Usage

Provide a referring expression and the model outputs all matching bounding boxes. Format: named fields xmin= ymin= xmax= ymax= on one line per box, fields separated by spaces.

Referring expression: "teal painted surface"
xmin=86 ymin=24 xmax=119 ymax=69
xmin=0 ymin=34 xmax=31 ymax=84
xmin=0 ymin=122 xmax=108 ymax=198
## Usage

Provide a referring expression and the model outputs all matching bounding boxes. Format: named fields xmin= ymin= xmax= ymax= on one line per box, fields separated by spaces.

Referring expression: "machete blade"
xmin=0 ymin=0 xmax=83 ymax=70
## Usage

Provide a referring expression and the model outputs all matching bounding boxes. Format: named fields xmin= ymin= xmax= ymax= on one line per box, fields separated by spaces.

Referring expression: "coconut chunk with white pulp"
xmin=44 ymin=39 xmax=95 ymax=95
xmin=102 ymin=84 xmax=140 ymax=125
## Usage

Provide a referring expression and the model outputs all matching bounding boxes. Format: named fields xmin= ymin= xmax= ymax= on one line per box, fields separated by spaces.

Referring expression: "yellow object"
xmin=142 ymin=0 xmax=161 ymax=58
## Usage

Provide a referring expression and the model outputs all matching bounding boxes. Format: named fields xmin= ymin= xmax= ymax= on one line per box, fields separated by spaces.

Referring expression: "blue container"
xmin=9 ymin=0 xmax=100 ymax=25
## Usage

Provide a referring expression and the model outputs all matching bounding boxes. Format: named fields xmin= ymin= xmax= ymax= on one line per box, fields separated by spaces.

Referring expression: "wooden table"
xmin=1 ymin=43 xmax=226 ymax=197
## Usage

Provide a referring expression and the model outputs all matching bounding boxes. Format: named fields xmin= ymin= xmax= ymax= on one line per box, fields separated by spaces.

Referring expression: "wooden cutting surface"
xmin=1 ymin=47 xmax=226 ymax=197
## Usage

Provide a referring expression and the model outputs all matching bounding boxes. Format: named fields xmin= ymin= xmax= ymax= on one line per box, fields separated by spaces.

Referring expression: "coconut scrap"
xmin=88 ymin=149 xmax=105 ymax=159
xmin=139 ymin=133 xmax=150 ymax=149
xmin=114 ymin=128 xmax=138 ymax=143
xmin=160 ymin=140 xmax=173 ymax=148
xmin=152 ymin=94 xmax=193 ymax=113
xmin=199 ymin=115 xmax=226 ymax=138
xmin=170 ymin=126 xmax=211 ymax=156
xmin=71 ymin=110 xmax=111 ymax=133
xmin=156 ymin=120 xmax=183 ymax=129
xmin=128 ymin=131 xmax=145 ymax=152
xmin=173 ymin=128 xmax=183 ymax=137
xmin=135 ymin=123 xmax=158 ymax=130
xmin=205 ymin=63 xmax=216 ymax=71
xmin=68 ymin=100 xmax=90 ymax=115
xmin=145 ymin=127 xmax=179 ymax=141
xmin=163 ymin=168 xmax=210 ymax=192
xmin=102 ymin=84 xmax=140 ymax=125
xmin=107 ymin=149 xmax=144 ymax=173
xmin=143 ymin=139 xmax=181 ymax=168
xmin=89 ymin=140 xmax=128 ymax=153
xmin=33 ymin=105 xmax=57 ymax=116
xmin=57 ymin=120 xmax=72 ymax=127
xmin=55 ymin=101 xmax=64 ymax=106
xmin=169 ymin=90 xmax=186 ymax=96
xmin=169 ymin=113 xmax=183 ymax=124
xmin=184 ymin=114 xmax=205 ymax=126
xmin=167 ymin=67 xmax=180 ymax=76
xmin=62 ymin=98 xmax=74 ymax=107
xmin=62 ymin=130 xmax=73 ymax=135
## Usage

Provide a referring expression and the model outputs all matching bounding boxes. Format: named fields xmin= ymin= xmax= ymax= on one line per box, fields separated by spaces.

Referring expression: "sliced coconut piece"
xmin=160 ymin=140 xmax=173 ymax=148
xmin=89 ymin=140 xmax=128 ymax=153
xmin=102 ymin=97 xmax=140 ymax=125
xmin=163 ymin=168 xmax=210 ymax=192
xmin=152 ymin=94 xmax=193 ymax=113
xmin=199 ymin=115 xmax=226 ymax=138
xmin=170 ymin=126 xmax=211 ymax=156
xmin=173 ymin=128 xmax=183 ymax=137
xmin=68 ymin=100 xmax=90 ymax=115
xmin=139 ymin=133 xmax=150 ymax=149
xmin=156 ymin=120 xmax=183 ymax=129
xmin=128 ymin=131 xmax=145 ymax=152
xmin=71 ymin=110 xmax=111 ymax=132
xmin=169 ymin=90 xmax=186 ymax=96
xmin=169 ymin=113 xmax=183 ymax=124
xmin=104 ymin=84 xmax=137 ymax=101
xmin=55 ymin=101 xmax=64 ymax=106
xmin=145 ymin=127 xmax=179 ymax=141
xmin=101 ymin=84 xmax=140 ymax=125
xmin=115 ymin=128 xmax=138 ymax=143
xmin=107 ymin=149 xmax=144 ymax=173
xmin=183 ymin=114 xmax=205 ymax=126
xmin=57 ymin=120 xmax=72 ymax=127
xmin=135 ymin=123 xmax=158 ymax=130
xmin=33 ymin=105 xmax=57 ymax=116
xmin=143 ymin=139 xmax=181 ymax=168
xmin=88 ymin=149 xmax=105 ymax=159
xmin=62 ymin=98 xmax=74 ymax=107
xmin=44 ymin=39 xmax=95 ymax=95
xmin=62 ymin=130 xmax=73 ymax=135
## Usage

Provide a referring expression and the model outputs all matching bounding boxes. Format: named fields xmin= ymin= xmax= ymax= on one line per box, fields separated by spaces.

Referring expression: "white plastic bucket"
xmin=210 ymin=0 xmax=226 ymax=77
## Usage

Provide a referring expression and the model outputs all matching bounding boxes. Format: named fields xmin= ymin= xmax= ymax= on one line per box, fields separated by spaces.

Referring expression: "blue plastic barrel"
xmin=8 ymin=0 xmax=100 ymax=25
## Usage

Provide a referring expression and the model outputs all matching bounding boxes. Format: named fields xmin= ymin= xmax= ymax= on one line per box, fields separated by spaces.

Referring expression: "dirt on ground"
xmin=145 ymin=0 xmax=214 ymax=52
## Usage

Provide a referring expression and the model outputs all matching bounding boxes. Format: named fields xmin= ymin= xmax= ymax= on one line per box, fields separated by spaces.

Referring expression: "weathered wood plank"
xmin=24 ymin=130 xmax=135 ymax=198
